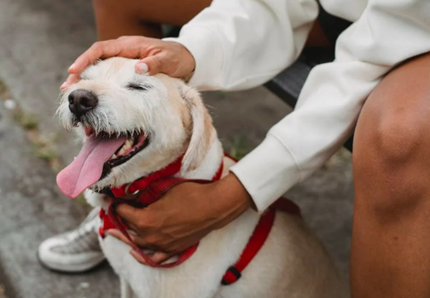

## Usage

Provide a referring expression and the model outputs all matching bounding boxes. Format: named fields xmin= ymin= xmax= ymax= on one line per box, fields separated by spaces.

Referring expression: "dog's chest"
xmin=96 ymin=207 xmax=260 ymax=298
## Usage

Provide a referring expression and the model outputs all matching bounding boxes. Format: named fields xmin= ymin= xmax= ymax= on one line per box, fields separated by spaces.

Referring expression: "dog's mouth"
xmin=56 ymin=125 xmax=150 ymax=199
xmin=97 ymin=129 xmax=150 ymax=180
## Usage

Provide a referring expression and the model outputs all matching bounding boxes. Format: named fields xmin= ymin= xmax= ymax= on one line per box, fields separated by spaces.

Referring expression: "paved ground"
xmin=0 ymin=0 xmax=354 ymax=297
xmin=0 ymin=104 xmax=119 ymax=298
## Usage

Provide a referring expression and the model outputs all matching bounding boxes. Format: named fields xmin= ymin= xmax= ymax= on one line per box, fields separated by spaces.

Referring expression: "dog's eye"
xmin=127 ymin=83 xmax=149 ymax=91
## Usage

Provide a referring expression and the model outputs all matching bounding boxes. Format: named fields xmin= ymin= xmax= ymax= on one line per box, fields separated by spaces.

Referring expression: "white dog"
xmin=56 ymin=57 xmax=349 ymax=298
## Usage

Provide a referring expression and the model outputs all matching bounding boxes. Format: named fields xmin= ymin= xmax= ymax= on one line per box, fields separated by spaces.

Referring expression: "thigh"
xmin=93 ymin=0 xmax=212 ymax=27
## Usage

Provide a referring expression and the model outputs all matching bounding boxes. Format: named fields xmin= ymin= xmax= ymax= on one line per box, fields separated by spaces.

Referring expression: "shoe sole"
xmin=37 ymin=252 xmax=106 ymax=274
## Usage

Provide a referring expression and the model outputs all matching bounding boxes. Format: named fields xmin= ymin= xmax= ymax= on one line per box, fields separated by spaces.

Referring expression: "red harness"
xmin=98 ymin=154 xmax=301 ymax=285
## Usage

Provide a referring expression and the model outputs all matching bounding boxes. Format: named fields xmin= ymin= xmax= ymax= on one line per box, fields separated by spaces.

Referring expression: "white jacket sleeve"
xmin=164 ymin=0 xmax=318 ymax=91
xmin=230 ymin=0 xmax=430 ymax=211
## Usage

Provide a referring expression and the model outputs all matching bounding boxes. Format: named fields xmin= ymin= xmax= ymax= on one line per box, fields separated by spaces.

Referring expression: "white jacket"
xmin=166 ymin=0 xmax=430 ymax=212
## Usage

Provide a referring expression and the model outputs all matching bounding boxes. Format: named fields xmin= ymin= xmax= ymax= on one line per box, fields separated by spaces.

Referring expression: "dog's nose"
xmin=68 ymin=89 xmax=98 ymax=118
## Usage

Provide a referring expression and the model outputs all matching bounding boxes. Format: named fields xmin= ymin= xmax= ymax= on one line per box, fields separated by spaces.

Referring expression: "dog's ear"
xmin=180 ymin=85 xmax=213 ymax=172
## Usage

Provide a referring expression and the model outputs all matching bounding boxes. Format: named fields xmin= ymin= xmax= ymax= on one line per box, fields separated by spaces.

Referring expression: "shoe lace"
xmin=64 ymin=208 xmax=100 ymax=241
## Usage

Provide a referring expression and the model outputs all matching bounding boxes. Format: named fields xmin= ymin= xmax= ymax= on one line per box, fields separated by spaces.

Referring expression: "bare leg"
xmin=92 ymin=0 xmax=212 ymax=40
xmin=351 ymin=52 xmax=430 ymax=297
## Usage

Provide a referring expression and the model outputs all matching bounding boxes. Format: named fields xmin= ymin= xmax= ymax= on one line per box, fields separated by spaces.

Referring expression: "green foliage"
xmin=13 ymin=110 xmax=39 ymax=130
xmin=226 ymin=135 xmax=250 ymax=160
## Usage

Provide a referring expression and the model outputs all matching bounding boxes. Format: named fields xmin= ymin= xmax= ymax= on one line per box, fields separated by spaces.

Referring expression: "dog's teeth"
xmin=123 ymin=140 xmax=133 ymax=150
xmin=111 ymin=154 xmax=117 ymax=159
xmin=117 ymin=148 xmax=125 ymax=156
xmin=116 ymin=140 xmax=134 ymax=157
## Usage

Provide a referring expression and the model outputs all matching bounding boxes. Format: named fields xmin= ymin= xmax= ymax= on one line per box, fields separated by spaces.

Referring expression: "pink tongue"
xmin=57 ymin=135 xmax=127 ymax=198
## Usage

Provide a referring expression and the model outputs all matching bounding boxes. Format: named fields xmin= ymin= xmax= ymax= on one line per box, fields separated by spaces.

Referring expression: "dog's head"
xmin=56 ymin=57 xmax=215 ymax=198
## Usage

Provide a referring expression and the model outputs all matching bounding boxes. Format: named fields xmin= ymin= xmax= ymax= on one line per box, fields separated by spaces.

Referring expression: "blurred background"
xmin=0 ymin=0 xmax=353 ymax=297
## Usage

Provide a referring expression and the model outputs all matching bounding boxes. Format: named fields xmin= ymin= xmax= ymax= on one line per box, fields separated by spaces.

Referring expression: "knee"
xmin=355 ymin=76 xmax=430 ymax=168
xmin=372 ymin=111 xmax=424 ymax=165
xmin=354 ymin=97 xmax=430 ymax=217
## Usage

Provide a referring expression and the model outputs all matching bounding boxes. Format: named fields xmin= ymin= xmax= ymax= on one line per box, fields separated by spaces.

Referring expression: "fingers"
xmin=149 ymin=251 xmax=175 ymax=264
xmin=130 ymin=249 xmax=148 ymax=265
xmin=115 ymin=204 xmax=145 ymax=231
xmin=68 ymin=40 xmax=122 ymax=75
xmin=109 ymin=229 xmax=173 ymax=265
xmin=60 ymin=74 xmax=80 ymax=90
xmin=109 ymin=227 xmax=175 ymax=265
xmin=60 ymin=40 xmax=127 ymax=90
xmin=107 ymin=229 xmax=134 ymax=246
xmin=68 ymin=37 xmax=152 ymax=75
xmin=107 ymin=229 xmax=158 ymax=250
xmin=129 ymin=249 xmax=175 ymax=265
xmin=135 ymin=61 xmax=149 ymax=74
xmin=136 ymin=54 xmax=165 ymax=75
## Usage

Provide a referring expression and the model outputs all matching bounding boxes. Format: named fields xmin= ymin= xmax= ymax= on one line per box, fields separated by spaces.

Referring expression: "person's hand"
xmin=61 ymin=36 xmax=196 ymax=90
xmin=107 ymin=173 xmax=254 ymax=264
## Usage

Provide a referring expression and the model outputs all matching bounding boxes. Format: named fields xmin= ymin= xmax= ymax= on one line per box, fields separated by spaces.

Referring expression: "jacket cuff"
xmin=230 ymin=134 xmax=302 ymax=213
xmin=163 ymin=25 xmax=224 ymax=91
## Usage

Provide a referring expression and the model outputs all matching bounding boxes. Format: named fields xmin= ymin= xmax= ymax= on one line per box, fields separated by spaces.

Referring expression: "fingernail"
xmin=136 ymin=63 xmax=148 ymax=74
xmin=130 ymin=249 xmax=147 ymax=264
xmin=108 ymin=229 xmax=116 ymax=234
xmin=107 ymin=230 xmax=118 ymax=237
xmin=68 ymin=63 xmax=75 ymax=71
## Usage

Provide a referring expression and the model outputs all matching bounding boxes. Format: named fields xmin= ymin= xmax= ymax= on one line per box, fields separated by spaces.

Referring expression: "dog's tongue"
xmin=57 ymin=135 xmax=126 ymax=198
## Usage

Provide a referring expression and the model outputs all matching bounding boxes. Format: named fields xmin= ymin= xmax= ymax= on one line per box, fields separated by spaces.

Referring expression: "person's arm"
xmin=165 ymin=0 xmax=319 ymax=91
xmin=230 ymin=0 xmax=430 ymax=211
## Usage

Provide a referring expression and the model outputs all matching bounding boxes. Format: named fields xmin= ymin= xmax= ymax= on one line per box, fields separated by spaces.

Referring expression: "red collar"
xmin=98 ymin=153 xmax=301 ymax=285
xmin=108 ymin=154 xmax=223 ymax=199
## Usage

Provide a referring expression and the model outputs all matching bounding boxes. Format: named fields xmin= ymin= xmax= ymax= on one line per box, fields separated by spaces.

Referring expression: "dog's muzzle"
xmin=68 ymin=89 xmax=98 ymax=119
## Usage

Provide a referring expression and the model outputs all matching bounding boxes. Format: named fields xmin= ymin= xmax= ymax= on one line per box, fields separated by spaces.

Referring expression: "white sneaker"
xmin=38 ymin=208 xmax=105 ymax=273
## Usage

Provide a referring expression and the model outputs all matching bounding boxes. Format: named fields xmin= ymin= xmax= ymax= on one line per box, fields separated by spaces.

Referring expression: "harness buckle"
xmin=121 ymin=183 xmax=142 ymax=200
xmin=221 ymin=266 xmax=242 ymax=285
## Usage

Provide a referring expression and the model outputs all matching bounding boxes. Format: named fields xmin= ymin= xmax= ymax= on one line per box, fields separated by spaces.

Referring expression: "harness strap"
xmin=221 ymin=197 xmax=301 ymax=285
xmin=222 ymin=208 xmax=276 ymax=285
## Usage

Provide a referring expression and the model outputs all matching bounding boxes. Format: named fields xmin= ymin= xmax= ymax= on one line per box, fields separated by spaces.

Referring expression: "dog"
xmin=56 ymin=57 xmax=349 ymax=298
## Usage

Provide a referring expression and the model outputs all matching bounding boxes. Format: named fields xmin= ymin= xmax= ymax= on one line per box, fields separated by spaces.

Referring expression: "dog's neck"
xmin=99 ymin=137 xmax=224 ymax=202
xmin=180 ymin=137 xmax=224 ymax=181
xmin=97 ymin=130 xmax=224 ymax=198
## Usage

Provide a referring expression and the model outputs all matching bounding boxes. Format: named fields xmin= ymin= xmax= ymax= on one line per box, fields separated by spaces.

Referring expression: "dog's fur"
xmin=58 ymin=57 xmax=349 ymax=298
